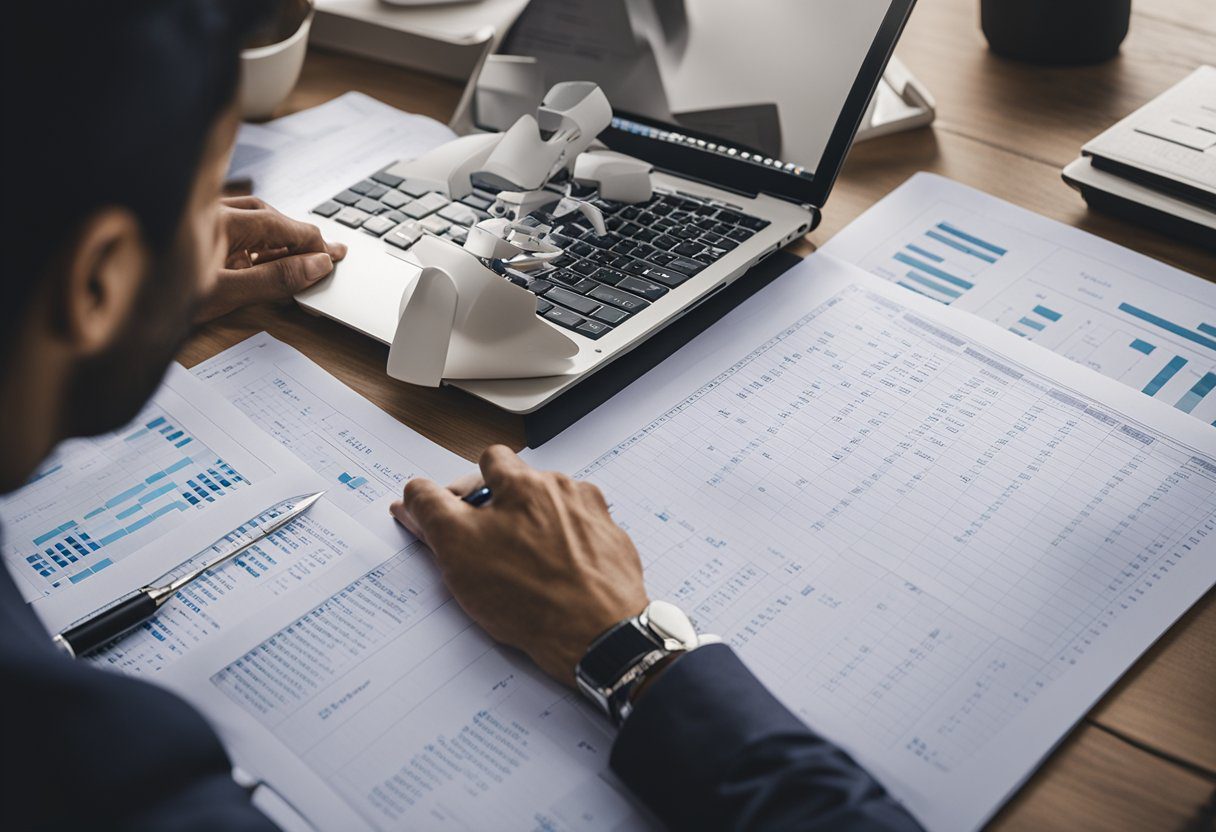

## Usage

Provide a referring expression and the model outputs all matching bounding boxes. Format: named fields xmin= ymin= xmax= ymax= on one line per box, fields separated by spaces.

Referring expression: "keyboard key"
xmin=420 ymin=215 xmax=451 ymax=235
xmin=536 ymin=297 xmax=554 ymax=314
xmin=312 ymin=200 xmax=341 ymax=218
xmin=650 ymin=202 xmax=673 ymax=216
xmin=526 ymin=279 xmax=553 ymax=295
xmin=639 ymin=266 xmax=691 ymax=288
xmin=619 ymin=222 xmax=643 ymax=236
xmin=727 ymin=227 xmax=754 ymax=242
xmin=666 ymin=257 xmax=705 ymax=275
xmin=653 ymin=234 xmax=681 ymax=251
xmin=380 ymin=189 xmax=410 ymax=209
xmin=619 ymin=207 xmax=641 ymax=220
xmin=622 ymin=259 xmax=650 ymax=276
xmin=611 ymin=239 xmax=637 ymax=255
xmin=593 ymin=268 xmax=627 ymax=286
xmin=588 ymin=285 xmax=649 ymax=312
xmin=365 ymin=184 xmax=389 ymax=200
xmin=715 ymin=209 xmax=744 ymax=225
xmin=372 ymin=170 xmax=404 ymax=188
xmin=354 ymin=197 xmax=383 ymax=214
xmin=333 ymin=189 xmax=361 ymax=206
xmin=438 ymin=202 xmax=481 ymax=226
xmin=460 ymin=193 xmax=494 ymax=211
xmin=590 ymin=305 xmax=629 ymax=324
xmin=575 ymin=319 xmax=611 ymax=339
xmin=738 ymin=215 xmax=770 ymax=231
xmin=543 ymin=305 xmax=587 ymax=330
xmin=673 ymin=242 xmax=704 ymax=257
xmin=712 ymin=222 xmax=735 ymax=236
xmin=632 ymin=228 xmax=659 ymax=244
xmin=445 ymin=226 xmax=468 ymax=244
xmin=571 ymin=260 xmax=597 ymax=276
xmin=404 ymin=192 xmax=450 ymax=218
xmin=671 ymin=226 xmax=700 ymax=241
xmin=362 ymin=215 xmax=397 ymax=236
xmin=384 ymin=210 xmax=407 ymax=224
xmin=399 ymin=180 xmax=433 ymax=198
xmin=350 ymin=179 xmax=377 ymax=195
xmin=583 ymin=233 xmax=618 ymax=249
xmin=616 ymin=276 xmax=668 ymax=300
xmin=334 ymin=207 xmax=371 ymax=228
xmin=545 ymin=286 xmax=599 ymax=315
xmin=648 ymin=251 xmax=677 ymax=267
xmin=385 ymin=220 xmax=425 ymax=248
xmin=570 ymin=241 xmax=594 ymax=257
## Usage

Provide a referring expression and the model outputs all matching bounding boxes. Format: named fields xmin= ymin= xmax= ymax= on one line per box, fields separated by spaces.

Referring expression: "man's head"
xmin=0 ymin=0 xmax=270 ymax=492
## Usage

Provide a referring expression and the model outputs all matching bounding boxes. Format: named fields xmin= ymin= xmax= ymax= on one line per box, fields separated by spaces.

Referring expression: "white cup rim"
xmin=241 ymin=9 xmax=314 ymax=60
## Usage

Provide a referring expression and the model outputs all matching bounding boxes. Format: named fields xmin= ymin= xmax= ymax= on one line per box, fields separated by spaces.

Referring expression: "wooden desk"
xmin=183 ymin=1 xmax=1216 ymax=827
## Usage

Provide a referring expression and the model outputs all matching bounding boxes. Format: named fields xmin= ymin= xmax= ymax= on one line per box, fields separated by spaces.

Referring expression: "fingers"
xmin=222 ymin=199 xmax=348 ymax=262
xmin=445 ymin=472 xmax=485 ymax=499
xmin=227 ymin=251 xmax=337 ymax=300
xmin=478 ymin=445 xmax=535 ymax=493
xmin=390 ymin=477 xmax=467 ymax=546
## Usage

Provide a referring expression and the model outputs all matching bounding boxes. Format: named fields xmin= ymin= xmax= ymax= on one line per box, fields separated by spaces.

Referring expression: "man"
xmin=2 ymin=2 xmax=921 ymax=830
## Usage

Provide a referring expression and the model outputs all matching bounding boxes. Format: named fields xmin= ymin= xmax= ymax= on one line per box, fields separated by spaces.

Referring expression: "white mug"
xmin=238 ymin=7 xmax=313 ymax=120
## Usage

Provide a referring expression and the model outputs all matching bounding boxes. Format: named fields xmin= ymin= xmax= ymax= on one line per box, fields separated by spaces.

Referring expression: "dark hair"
xmin=3 ymin=0 xmax=272 ymax=340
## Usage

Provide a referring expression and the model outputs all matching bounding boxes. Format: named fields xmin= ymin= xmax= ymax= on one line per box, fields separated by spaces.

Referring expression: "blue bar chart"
xmin=0 ymin=404 xmax=248 ymax=596
xmin=889 ymin=221 xmax=1008 ymax=305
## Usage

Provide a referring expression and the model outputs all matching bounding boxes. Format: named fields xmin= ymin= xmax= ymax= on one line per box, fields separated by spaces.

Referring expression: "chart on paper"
xmin=0 ymin=399 xmax=259 ymax=599
xmin=821 ymin=173 xmax=1216 ymax=424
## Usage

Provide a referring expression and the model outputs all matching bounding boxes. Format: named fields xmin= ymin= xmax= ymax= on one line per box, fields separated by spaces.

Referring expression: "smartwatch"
xmin=575 ymin=600 xmax=716 ymax=725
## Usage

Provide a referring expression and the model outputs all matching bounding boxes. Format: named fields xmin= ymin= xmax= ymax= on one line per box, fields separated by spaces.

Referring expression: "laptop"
xmin=295 ymin=0 xmax=918 ymax=413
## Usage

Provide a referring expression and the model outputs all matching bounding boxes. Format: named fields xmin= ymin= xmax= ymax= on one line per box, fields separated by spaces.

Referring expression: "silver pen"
xmin=52 ymin=492 xmax=325 ymax=658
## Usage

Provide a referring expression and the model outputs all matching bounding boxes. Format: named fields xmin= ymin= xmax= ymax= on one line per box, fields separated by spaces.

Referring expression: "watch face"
xmin=578 ymin=622 xmax=660 ymax=689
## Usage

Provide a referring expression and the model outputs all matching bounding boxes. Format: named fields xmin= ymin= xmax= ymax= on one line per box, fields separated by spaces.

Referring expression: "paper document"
xmin=821 ymin=173 xmax=1216 ymax=425
xmin=525 ymin=255 xmax=1216 ymax=831
xmin=0 ymin=367 xmax=317 ymax=625
xmin=143 ymin=270 xmax=1214 ymax=831
xmin=229 ymin=92 xmax=457 ymax=216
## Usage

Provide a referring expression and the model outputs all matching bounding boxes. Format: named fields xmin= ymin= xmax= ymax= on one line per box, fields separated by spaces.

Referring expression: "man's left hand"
xmin=197 ymin=197 xmax=347 ymax=322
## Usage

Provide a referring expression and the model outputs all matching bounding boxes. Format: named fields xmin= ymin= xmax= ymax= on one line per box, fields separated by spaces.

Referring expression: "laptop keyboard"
xmin=312 ymin=168 xmax=770 ymax=341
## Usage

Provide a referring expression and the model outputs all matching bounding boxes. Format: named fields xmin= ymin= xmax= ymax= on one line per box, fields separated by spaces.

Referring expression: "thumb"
xmin=391 ymin=477 xmax=466 ymax=546
xmin=239 ymin=251 xmax=334 ymax=301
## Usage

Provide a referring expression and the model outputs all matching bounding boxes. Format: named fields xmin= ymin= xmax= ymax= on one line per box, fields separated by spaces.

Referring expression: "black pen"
xmin=53 ymin=492 xmax=324 ymax=658
xmin=462 ymin=485 xmax=493 ymax=507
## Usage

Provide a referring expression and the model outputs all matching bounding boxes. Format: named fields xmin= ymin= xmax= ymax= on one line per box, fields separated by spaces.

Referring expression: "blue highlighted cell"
xmin=84 ymin=506 xmax=106 ymax=519
xmin=115 ymin=503 xmax=143 ymax=520
xmin=346 ymin=476 xmax=368 ymax=490
xmin=1142 ymin=356 xmax=1187 ymax=397
xmin=124 ymin=501 xmax=188 ymax=534
xmin=91 ymin=558 xmax=113 ymax=574
xmin=893 ymin=253 xmax=974 ymax=291
xmin=1175 ymin=372 xmax=1216 ymax=414
xmin=1130 ymin=339 xmax=1156 ymax=355
xmin=69 ymin=569 xmax=93 ymax=585
xmin=896 ymin=281 xmax=948 ymax=303
xmin=26 ymin=463 xmax=63 ymax=484
xmin=33 ymin=521 xmax=77 ymax=546
xmin=165 ymin=457 xmax=193 ymax=475
xmin=146 ymin=416 xmax=166 ymax=429
xmin=138 ymin=481 xmax=178 ymax=504
xmin=1198 ymin=323 xmax=1216 ymax=337
xmin=925 ymin=229 xmax=998 ymax=263
xmin=1018 ymin=317 xmax=1045 ymax=331
xmin=902 ymin=270 xmax=962 ymax=299
xmin=1032 ymin=305 xmax=1062 ymax=322
xmin=105 ymin=483 xmax=146 ymax=508
xmin=935 ymin=222 xmax=1007 ymax=256
xmin=99 ymin=529 xmax=128 ymax=546
xmin=1118 ymin=303 xmax=1216 ymax=352
xmin=905 ymin=244 xmax=943 ymax=263
xmin=175 ymin=438 xmax=192 ymax=448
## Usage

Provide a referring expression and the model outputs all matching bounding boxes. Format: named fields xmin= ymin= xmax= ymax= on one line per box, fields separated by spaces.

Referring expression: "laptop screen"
xmin=496 ymin=0 xmax=913 ymax=207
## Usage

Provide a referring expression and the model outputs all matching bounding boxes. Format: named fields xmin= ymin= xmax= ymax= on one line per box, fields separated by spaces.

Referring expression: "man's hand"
xmin=197 ymin=197 xmax=348 ymax=321
xmin=390 ymin=446 xmax=648 ymax=684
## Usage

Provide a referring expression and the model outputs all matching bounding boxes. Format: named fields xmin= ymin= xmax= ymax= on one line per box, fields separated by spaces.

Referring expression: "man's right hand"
xmin=390 ymin=446 xmax=648 ymax=684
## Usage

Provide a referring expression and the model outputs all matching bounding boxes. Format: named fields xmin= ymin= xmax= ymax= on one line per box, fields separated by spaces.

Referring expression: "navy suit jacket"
xmin=2 ymin=565 xmax=920 ymax=830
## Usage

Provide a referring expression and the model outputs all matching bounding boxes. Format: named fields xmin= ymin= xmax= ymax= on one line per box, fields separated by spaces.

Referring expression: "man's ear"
xmin=58 ymin=207 xmax=150 ymax=355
